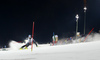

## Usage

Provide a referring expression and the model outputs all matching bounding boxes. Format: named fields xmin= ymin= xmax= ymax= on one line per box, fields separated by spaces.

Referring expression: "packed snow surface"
xmin=0 ymin=33 xmax=100 ymax=60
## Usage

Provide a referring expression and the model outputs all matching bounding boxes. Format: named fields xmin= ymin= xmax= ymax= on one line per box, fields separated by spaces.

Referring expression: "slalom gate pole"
xmin=84 ymin=28 xmax=94 ymax=42
xmin=31 ymin=22 xmax=34 ymax=51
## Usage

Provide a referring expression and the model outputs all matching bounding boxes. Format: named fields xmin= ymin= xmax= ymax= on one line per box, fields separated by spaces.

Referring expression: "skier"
xmin=20 ymin=35 xmax=38 ymax=50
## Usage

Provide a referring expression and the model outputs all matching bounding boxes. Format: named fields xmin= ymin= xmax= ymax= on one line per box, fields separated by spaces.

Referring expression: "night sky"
xmin=0 ymin=0 xmax=100 ymax=47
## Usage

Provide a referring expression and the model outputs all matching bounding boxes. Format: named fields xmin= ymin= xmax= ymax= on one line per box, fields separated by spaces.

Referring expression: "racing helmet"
xmin=28 ymin=35 xmax=31 ymax=38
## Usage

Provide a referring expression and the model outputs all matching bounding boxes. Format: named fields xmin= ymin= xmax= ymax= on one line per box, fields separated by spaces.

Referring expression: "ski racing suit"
xmin=21 ymin=38 xmax=38 ymax=48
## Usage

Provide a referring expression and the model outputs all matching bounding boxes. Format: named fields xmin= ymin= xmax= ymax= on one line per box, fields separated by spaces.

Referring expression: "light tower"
xmin=84 ymin=0 xmax=87 ymax=35
xmin=75 ymin=14 xmax=79 ymax=40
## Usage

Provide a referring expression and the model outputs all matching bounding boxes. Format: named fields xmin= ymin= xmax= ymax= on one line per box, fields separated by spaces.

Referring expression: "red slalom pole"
xmin=31 ymin=22 xmax=34 ymax=51
xmin=84 ymin=28 xmax=94 ymax=42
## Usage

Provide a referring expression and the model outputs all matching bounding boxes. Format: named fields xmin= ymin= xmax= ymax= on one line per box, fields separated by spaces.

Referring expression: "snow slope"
xmin=0 ymin=33 xmax=100 ymax=60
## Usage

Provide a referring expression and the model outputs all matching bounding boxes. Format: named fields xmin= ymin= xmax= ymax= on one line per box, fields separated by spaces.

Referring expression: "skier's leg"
xmin=26 ymin=43 xmax=31 ymax=48
xmin=33 ymin=40 xmax=38 ymax=47
xmin=20 ymin=43 xmax=30 ymax=49
xmin=22 ymin=43 xmax=30 ymax=49
xmin=21 ymin=45 xmax=26 ymax=48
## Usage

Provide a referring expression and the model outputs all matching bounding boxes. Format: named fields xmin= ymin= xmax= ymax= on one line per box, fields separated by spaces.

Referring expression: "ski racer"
xmin=20 ymin=35 xmax=38 ymax=50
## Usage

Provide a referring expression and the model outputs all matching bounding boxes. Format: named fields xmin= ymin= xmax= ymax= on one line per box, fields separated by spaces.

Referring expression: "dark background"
xmin=0 ymin=0 xmax=100 ymax=47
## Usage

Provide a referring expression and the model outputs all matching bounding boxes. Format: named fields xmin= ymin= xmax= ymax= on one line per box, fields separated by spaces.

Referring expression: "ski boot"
xmin=36 ymin=45 xmax=38 ymax=47
xmin=25 ymin=46 xmax=28 ymax=49
xmin=20 ymin=48 xmax=23 ymax=50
